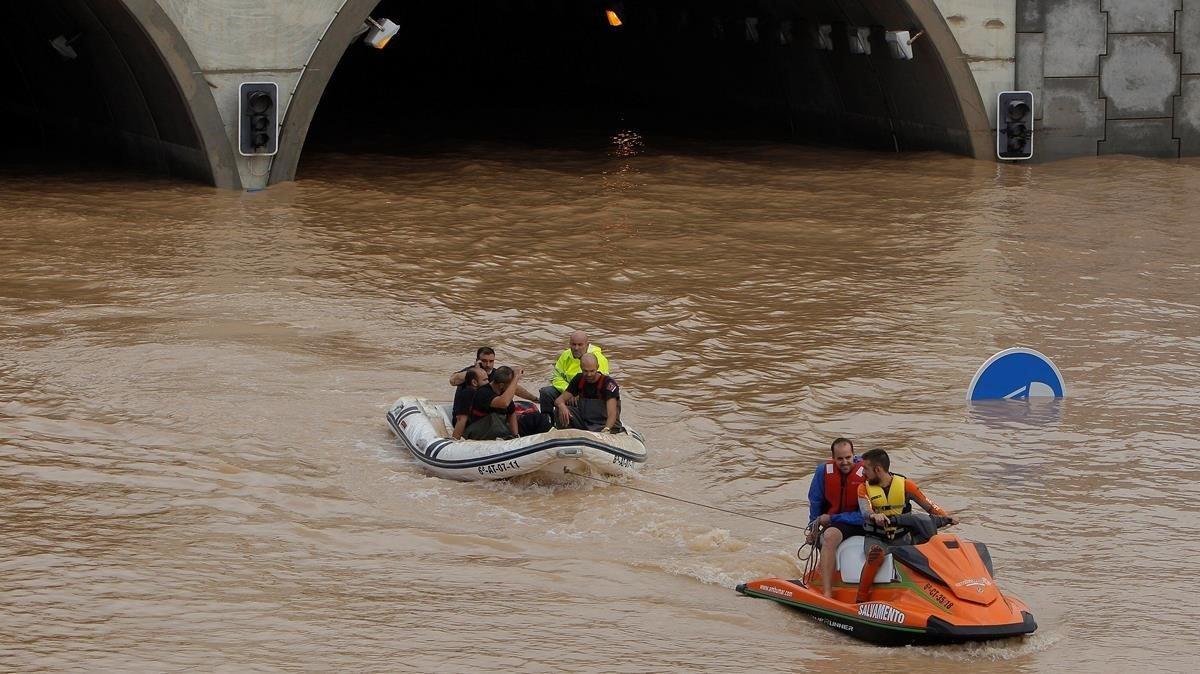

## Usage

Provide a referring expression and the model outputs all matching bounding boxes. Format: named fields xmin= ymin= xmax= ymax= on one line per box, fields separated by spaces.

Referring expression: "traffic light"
xmin=239 ymin=82 xmax=278 ymax=156
xmin=997 ymin=91 xmax=1033 ymax=160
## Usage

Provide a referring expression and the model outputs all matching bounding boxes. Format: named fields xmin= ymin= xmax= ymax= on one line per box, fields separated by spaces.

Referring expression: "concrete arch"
xmin=269 ymin=0 xmax=381 ymax=185
xmin=117 ymin=0 xmax=241 ymax=188
xmin=876 ymin=0 xmax=992 ymax=156
xmin=0 ymin=0 xmax=238 ymax=187
xmin=268 ymin=0 xmax=991 ymax=185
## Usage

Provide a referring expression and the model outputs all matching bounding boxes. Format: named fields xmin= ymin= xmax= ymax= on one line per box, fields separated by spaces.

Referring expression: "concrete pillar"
xmin=155 ymin=0 xmax=347 ymax=189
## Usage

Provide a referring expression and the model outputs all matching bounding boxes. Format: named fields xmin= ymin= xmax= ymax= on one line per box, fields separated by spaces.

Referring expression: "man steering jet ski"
xmin=737 ymin=448 xmax=1037 ymax=646
xmin=855 ymin=448 xmax=958 ymax=602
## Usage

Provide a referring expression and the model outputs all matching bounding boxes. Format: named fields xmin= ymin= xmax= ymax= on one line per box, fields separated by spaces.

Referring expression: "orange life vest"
xmin=823 ymin=460 xmax=866 ymax=515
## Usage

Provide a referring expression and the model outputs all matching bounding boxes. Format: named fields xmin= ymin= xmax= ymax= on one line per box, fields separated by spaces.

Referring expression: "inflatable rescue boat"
xmin=737 ymin=528 xmax=1036 ymax=646
xmin=386 ymin=396 xmax=647 ymax=480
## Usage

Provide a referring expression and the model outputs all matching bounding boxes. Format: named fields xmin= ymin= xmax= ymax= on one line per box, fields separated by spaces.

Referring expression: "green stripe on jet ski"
xmin=890 ymin=566 xmax=952 ymax=612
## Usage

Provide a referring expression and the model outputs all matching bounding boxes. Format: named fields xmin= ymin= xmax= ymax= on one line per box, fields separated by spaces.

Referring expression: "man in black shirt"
xmin=554 ymin=353 xmax=622 ymax=433
xmin=451 ymin=367 xmax=488 ymax=439
xmin=449 ymin=347 xmax=496 ymax=386
xmin=448 ymin=346 xmax=538 ymax=402
xmin=464 ymin=366 xmax=551 ymax=440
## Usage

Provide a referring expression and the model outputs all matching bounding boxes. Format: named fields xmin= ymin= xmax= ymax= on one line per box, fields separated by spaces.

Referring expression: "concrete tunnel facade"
xmin=3 ymin=1 xmax=1200 ymax=189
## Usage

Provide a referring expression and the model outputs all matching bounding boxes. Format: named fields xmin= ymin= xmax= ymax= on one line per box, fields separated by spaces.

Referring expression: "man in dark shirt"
xmin=451 ymin=367 xmax=488 ymax=439
xmin=464 ymin=366 xmax=551 ymax=440
xmin=448 ymin=346 xmax=538 ymax=403
xmin=554 ymin=353 xmax=622 ymax=433
xmin=449 ymin=347 xmax=496 ymax=386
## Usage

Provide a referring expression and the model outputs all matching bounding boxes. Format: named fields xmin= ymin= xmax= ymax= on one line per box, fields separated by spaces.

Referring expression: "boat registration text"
xmin=479 ymin=460 xmax=520 ymax=475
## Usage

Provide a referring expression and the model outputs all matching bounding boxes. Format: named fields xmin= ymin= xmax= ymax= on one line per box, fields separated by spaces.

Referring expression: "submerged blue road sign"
xmin=968 ymin=348 xmax=1065 ymax=401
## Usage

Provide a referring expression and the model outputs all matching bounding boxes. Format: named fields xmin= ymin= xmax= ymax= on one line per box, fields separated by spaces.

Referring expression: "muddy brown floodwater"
xmin=3 ymin=139 xmax=1199 ymax=672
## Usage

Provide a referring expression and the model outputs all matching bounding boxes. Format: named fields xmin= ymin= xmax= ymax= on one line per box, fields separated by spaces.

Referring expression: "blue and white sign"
xmin=967 ymin=347 xmax=1065 ymax=401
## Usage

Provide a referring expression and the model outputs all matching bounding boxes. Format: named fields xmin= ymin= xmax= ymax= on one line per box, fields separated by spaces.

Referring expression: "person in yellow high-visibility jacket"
xmin=538 ymin=330 xmax=610 ymax=420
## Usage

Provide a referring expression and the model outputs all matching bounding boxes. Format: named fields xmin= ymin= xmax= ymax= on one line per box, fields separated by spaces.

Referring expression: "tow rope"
xmin=563 ymin=468 xmax=808 ymax=532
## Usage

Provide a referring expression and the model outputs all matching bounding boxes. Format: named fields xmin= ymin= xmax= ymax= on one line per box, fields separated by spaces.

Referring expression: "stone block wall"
xmin=1017 ymin=0 xmax=1200 ymax=158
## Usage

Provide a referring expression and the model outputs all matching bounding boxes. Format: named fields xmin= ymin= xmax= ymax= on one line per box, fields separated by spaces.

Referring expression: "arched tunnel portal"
xmin=0 ymin=0 xmax=238 ymax=187
xmin=0 ymin=1 xmax=994 ymax=188
xmin=274 ymin=0 xmax=991 ymax=184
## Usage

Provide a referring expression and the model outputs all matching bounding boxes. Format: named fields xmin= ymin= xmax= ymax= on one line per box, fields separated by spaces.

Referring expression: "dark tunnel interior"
xmin=309 ymin=0 xmax=849 ymax=154
xmin=0 ymin=0 xmax=211 ymax=182
xmin=302 ymin=0 xmax=976 ymax=166
xmin=306 ymin=1 xmax=807 ymax=152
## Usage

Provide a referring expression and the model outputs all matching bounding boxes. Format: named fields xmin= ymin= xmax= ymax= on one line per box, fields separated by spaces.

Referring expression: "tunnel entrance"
xmin=294 ymin=0 xmax=987 ymax=180
xmin=0 ymin=0 xmax=232 ymax=186
xmin=305 ymin=1 xmax=803 ymax=152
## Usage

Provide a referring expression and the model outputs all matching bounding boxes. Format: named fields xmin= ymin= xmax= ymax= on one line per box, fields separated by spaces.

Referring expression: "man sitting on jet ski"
xmin=856 ymin=448 xmax=959 ymax=603
xmin=805 ymin=437 xmax=867 ymax=598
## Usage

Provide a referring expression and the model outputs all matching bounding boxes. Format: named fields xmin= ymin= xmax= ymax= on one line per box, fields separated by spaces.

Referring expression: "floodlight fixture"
xmin=363 ymin=17 xmax=400 ymax=49
xmin=49 ymin=33 xmax=82 ymax=60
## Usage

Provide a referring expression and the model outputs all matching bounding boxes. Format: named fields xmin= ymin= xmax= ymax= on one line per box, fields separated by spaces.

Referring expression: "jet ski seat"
xmin=836 ymin=536 xmax=897 ymax=583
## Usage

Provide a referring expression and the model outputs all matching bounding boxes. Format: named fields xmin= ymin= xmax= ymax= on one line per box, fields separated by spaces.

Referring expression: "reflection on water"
xmin=610 ymin=128 xmax=645 ymax=159
xmin=967 ymin=398 xmax=1064 ymax=428
xmin=3 ymin=145 xmax=1200 ymax=671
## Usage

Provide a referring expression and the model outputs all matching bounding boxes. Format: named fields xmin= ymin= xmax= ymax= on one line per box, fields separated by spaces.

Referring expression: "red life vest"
xmin=575 ymin=374 xmax=615 ymax=399
xmin=823 ymin=460 xmax=865 ymax=515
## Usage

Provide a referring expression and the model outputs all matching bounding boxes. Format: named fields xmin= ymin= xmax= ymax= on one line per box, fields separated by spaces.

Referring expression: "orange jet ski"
xmin=737 ymin=526 xmax=1036 ymax=646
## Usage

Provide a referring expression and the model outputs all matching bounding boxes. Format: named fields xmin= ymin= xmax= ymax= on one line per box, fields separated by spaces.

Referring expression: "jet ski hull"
xmin=736 ymin=579 xmax=1036 ymax=646
xmin=737 ymin=534 xmax=1037 ymax=646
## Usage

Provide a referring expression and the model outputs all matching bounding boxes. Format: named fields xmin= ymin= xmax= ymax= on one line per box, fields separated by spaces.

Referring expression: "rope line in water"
xmin=563 ymin=469 xmax=809 ymax=532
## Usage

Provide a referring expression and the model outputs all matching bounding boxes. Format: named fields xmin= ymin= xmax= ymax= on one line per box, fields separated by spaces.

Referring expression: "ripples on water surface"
xmin=3 ymin=142 xmax=1199 ymax=672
